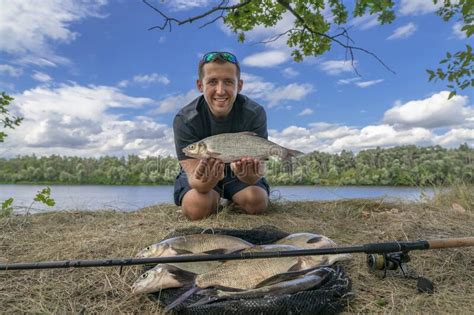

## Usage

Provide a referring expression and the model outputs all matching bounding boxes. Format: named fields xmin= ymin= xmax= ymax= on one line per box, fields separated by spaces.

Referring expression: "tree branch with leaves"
xmin=145 ymin=0 xmax=472 ymax=97
xmin=1 ymin=92 xmax=23 ymax=143
xmin=144 ymin=0 xmax=397 ymax=75
xmin=427 ymin=0 xmax=473 ymax=99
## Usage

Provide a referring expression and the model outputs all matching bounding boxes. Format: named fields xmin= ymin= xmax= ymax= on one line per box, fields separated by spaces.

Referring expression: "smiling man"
xmin=173 ymin=52 xmax=270 ymax=220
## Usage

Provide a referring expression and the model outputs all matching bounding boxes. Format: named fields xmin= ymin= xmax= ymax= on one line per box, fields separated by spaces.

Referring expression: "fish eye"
xmin=141 ymin=273 xmax=148 ymax=279
xmin=145 ymin=246 xmax=150 ymax=251
xmin=189 ymin=144 xmax=195 ymax=149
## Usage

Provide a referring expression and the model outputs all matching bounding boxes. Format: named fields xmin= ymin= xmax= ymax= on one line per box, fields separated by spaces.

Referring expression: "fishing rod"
xmin=0 ymin=237 xmax=473 ymax=271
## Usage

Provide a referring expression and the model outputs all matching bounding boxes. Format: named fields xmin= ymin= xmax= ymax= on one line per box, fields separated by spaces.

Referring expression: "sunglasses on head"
xmin=202 ymin=52 xmax=238 ymax=64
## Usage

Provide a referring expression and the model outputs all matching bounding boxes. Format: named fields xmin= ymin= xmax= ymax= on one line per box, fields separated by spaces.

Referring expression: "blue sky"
xmin=0 ymin=0 xmax=472 ymax=158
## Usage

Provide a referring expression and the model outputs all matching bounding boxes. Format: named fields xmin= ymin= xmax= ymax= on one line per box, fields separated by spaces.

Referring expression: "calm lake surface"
xmin=0 ymin=184 xmax=436 ymax=214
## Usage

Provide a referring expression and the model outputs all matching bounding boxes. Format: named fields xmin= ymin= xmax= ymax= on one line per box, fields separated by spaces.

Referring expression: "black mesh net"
xmin=147 ymin=225 xmax=353 ymax=314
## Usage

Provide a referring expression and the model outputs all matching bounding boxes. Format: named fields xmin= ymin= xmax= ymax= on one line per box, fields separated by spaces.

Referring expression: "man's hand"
xmin=194 ymin=158 xmax=225 ymax=183
xmin=180 ymin=158 xmax=224 ymax=193
xmin=231 ymin=157 xmax=265 ymax=185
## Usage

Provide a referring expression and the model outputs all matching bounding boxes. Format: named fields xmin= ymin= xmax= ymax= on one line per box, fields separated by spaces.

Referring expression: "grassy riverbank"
xmin=0 ymin=187 xmax=473 ymax=314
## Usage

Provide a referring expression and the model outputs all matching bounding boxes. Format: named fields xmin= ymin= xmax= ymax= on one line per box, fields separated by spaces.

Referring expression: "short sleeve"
xmin=173 ymin=114 xmax=200 ymax=160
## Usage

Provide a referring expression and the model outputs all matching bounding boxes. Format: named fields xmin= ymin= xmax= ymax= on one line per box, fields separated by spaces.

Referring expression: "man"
xmin=173 ymin=51 xmax=270 ymax=220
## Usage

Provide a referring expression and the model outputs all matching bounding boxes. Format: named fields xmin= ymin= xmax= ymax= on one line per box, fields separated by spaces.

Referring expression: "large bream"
xmin=183 ymin=132 xmax=304 ymax=163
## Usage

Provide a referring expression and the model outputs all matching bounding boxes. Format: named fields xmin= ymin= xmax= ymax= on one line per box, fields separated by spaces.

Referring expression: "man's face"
xmin=197 ymin=62 xmax=243 ymax=118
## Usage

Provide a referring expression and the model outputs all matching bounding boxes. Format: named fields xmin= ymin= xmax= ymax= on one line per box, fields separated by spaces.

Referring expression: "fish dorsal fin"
xmin=238 ymin=131 xmax=258 ymax=136
xmin=307 ymin=236 xmax=323 ymax=244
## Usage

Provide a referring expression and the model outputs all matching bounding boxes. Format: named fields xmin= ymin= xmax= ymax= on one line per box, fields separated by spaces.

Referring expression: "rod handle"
xmin=428 ymin=237 xmax=474 ymax=249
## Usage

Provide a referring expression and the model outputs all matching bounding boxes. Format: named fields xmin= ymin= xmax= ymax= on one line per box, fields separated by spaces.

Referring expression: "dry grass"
xmin=0 ymin=187 xmax=473 ymax=314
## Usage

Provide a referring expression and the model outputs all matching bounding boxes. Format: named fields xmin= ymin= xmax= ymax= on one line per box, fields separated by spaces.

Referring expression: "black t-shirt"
xmin=173 ymin=94 xmax=268 ymax=161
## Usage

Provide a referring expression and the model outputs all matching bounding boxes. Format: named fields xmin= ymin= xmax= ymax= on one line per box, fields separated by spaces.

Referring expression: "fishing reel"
xmin=366 ymin=252 xmax=434 ymax=294
xmin=367 ymin=252 xmax=411 ymax=277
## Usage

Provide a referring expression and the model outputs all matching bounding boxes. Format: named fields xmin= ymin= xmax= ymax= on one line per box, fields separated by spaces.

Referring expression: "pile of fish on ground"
xmin=132 ymin=226 xmax=354 ymax=314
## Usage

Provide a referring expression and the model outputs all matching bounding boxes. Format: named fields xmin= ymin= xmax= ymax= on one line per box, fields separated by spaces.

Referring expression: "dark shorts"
xmin=173 ymin=164 xmax=270 ymax=206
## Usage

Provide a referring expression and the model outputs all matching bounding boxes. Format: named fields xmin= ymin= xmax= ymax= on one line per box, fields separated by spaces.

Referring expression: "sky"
xmin=0 ymin=0 xmax=472 ymax=159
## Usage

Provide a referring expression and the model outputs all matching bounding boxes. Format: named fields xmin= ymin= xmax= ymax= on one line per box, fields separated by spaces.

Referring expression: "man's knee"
xmin=233 ymin=186 xmax=269 ymax=215
xmin=181 ymin=189 xmax=219 ymax=220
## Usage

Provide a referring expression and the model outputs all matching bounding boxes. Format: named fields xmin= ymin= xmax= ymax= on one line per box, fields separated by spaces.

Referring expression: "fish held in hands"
xmin=182 ymin=132 xmax=304 ymax=163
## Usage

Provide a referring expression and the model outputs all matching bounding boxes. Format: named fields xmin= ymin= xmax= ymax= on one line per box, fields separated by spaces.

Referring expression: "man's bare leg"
xmin=232 ymin=186 xmax=268 ymax=215
xmin=181 ymin=189 xmax=220 ymax=220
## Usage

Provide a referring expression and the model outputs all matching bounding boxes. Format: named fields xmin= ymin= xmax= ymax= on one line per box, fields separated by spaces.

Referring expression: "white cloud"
xmin=319 ymin=60 xmax=357 ymax=75
xmin=266 ymin=84 xmax=313 ymax=108
xmin=0 ymin=0 xmax=107 ymax=66
xmin=399 ymin=0 xmax=442 ymax=15
xmin=243 ymin=50 xmax=290 ymax=68
xmin=15 ymin=83 xmax=153 ymax=121
xmin=1 ymin=83 xmax=177 ymax=158
xmin=435 ymin=128 xmax=474 ymax=147
xmin=266 ymin=91 xmax=473 ymax=154
xmin=152 ymin=90 xmax=200 ymax=114
xmin=355 ymin=79 xmax=384 ymax=88
xmin=337 ymin=77 xmax=361 ymax=85
xmin=383 ymin=91 xmax=473 ymax=129
xmin=269 ymin=123 xmax=437 ymax=154
xmin=241 ymin=72 xmax=313 ymax=108
xmin=298 ymin=108 xmax=314 ymax=116
xmin=31 ymin=71 xmax=52 ymax=83
xmin=0 ymin=64 xmax=23 ymax=77
xmin=133 ymin=73 xmax=170 ymax=85
xmin=350 ymin=14 xmax=380 ymax=30
xmin=118 ymin=73 xmax=170 ymax=88
xmin=329 ymin=125 xmax=434 ymax=151
xmin=452 ymin=22 xmax=467 ymax=39
xmin=282 ymin=67 xmax=299 ymax=78
xmin=387 ymin=23 xmax=417 ymax=40
xmin=164 ymin=0 xmax=211 ymax=11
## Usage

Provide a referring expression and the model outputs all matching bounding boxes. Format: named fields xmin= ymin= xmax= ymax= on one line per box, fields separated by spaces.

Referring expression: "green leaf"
xmin=448 ymin=91 xmax=457 ymax=99
xmin=1 ymin=197 xmax=14 ymax=217
xmin=375 ymin=297 xmax=387 ymax=307
xmin=426 ymin=69 xmax=436 ymax=81
xmin=34 ymin=187 xmax=56 ymax=207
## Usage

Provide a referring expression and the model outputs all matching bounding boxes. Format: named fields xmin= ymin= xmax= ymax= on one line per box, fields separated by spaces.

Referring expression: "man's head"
xmin=197 ymin=52 xmax=243 ymax=118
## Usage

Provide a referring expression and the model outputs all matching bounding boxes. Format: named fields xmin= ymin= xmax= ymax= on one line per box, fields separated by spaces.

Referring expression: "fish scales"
xmin=183 ymin=132 xmax=303 ymax=163
xmin=204 ymin=133 xmax=280 ymax=162
xmin=170 ymin=234 xmax=253 ymax=253
xmin=195 ymin=256 xmax=305 ymax=290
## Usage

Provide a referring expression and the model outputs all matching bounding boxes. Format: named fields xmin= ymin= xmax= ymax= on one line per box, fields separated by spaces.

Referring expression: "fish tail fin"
xmin=281 ymin=149 xmax=303 ymax=175
xmin=287 ymin=149 xmax=304 ymax=158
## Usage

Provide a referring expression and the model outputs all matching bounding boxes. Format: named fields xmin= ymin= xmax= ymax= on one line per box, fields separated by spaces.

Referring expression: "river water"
xmin=0 ymin=184 xmax=435 ymax=214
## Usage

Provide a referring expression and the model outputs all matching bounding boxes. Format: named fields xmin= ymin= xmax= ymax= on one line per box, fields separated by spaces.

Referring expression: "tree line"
xmin=0 ymin=144 xmax=472 ymax=186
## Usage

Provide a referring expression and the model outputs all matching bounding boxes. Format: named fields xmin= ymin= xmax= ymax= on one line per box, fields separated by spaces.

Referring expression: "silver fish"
xmin=136 ymin=234 xmax=253 ymax=258
xmin=194 ymin=245 xmax=322 ymax=290
xmin=276 ymin=232 xmax=353 ymax=264
xmin=194 ymin=267 xmax=334 ymax=304
xmin=131 ymin=264 xmax=196 ymax=294
xmin=182 ymin=132 xmax=304 ymax=163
